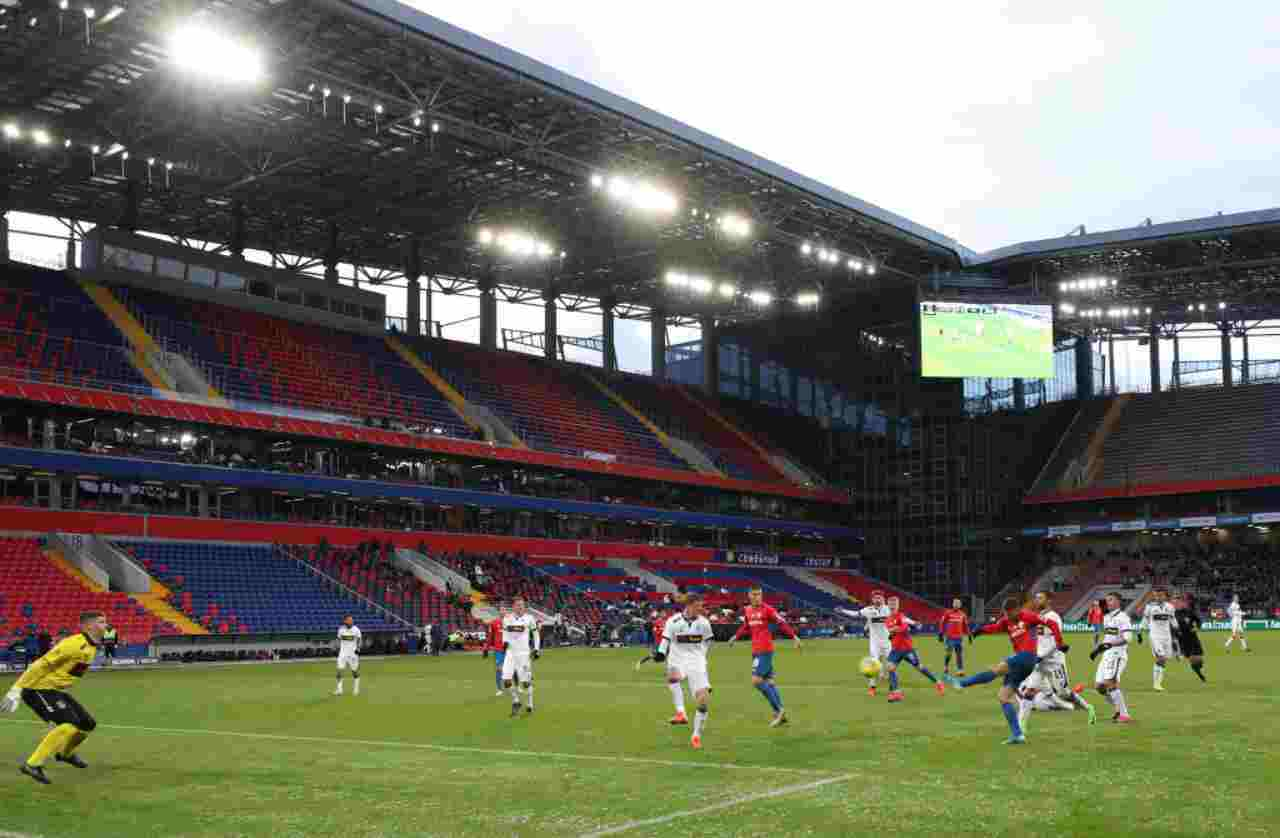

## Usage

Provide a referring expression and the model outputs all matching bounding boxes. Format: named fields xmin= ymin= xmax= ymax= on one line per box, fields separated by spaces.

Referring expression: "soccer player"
xmin=2 ymin=611 xmax=106 ymax=784
xmin=883 ymin=597 xmax=944 ymax=702
xmin=941 ymin=595 xmax=1068 ymax=744
xmin=1136 ymin=587 xmax=1177 ymax=691
xmin=1087 ymin=598 xmax=1105 ymax=646
xmin=483 ymin=611 xmax=506 ymax=696
xmin=1089 ymin=592 xmax=1133 ymax=723
xmin=728 ymin=587 xmax=801 ymax=727
xmin=334 ymin=615 xmax=362 ymax=696
xmin=1017 ymin=592 xmax=1095 ymax=730
xmin=1224 ymin=594 xmax=1249 ymax=652
xmin=838 ymin=590 xmax=891 ymax=695
xmin=1174 ymin=593 xmax=1207 ymax=682
xmin=938 ymin=598 xmax=970 ymax=675
xmin=654 ymin=593 xmax=714 ymax=749
xmin=502 ymin=597 xmax=541 ymax=716
xmin=635 ymin=608 xmax=672 ymax=672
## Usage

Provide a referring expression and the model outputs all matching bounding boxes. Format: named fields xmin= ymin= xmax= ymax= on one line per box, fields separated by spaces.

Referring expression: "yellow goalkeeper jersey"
xmin=14 ymin=633 xmax=98 ymax=691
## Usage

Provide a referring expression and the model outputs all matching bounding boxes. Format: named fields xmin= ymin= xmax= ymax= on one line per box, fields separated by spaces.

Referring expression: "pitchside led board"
xmin=919 ymin=301 xmax=1055 ymax=379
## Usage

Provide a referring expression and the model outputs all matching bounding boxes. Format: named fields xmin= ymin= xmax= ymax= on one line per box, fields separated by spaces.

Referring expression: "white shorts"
xmin=337 ymin=651 xmax=360 ymax=671
xmin=1150 ymin=636 xmax=1174 ymax=659
xmin=502 ymin=651 xmax=532 ymax=682
xmin=1231 ymin=620 xmax=1245 ymax=634
xmin=1022 ymin=660 xmax=1071 ymax=698
xmin=1095 ymin=650 xmax=1127 ymax=684
xmin=869 ymin=638 xmax=891 ymax=661
xmin=668 ymin=664 xmax=711 ymax=695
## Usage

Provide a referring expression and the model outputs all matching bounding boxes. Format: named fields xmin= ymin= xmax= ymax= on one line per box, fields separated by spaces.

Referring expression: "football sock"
xmin=917 ymin=665 xmax=938 ymax=684
xmin=1069 ymin=692 xmax=1091 ymax=711
xmin=866 ymin=676 xmax=877 ymax=689
xmin=62 ymin=730 xmax=88 ymax=757
xmin=959 ymin=670 xmax=997 ymax=688
xmin=955 ymin=648 xmax=964 ymax=671
xmin=1191 ymin=661 xmax=1206 ymax=681
xmin=1017 ymin=698 xmax=1032 ymax=730
xmin=1153 ymin=664 xmax=1164 ymax=688
xmin=943 ymin=650 xmax=952 ymax=671
xmin=525 ymin=684 xmax=534 ymax=709
xmin=766 ymin=683 xmax=783 ymax=712
xmin=335 ymin=672 xmax=343 ymax=692
xmin=1224 ymin=637 xmax=1233 ymax=649
xmin=1000 ymin=702 xmax=1023 ymax=738
xmin=693 ymin=706 xmax=709 ymax=737
xmin=1109 ymin=688 xmax=1128 ymax=716
xmin=27 ymin=724 xmax=76 ymax=768
xmin=668 ymin=682 xmax=686 ymax=714
xmin=510 ymin=684 xmax=521 ymax=704
xmin=495 ymin=666 xmax=503 ymax=691
xmin=352 ymin=671 xmax=360 ymax=694
xmin=888 ymin=669 xmax=900 ymax=691
xmin=1241 ymin=637 xmax=1249 ymax=651
xmin=756 ymin=682 xmax=781 ymax=712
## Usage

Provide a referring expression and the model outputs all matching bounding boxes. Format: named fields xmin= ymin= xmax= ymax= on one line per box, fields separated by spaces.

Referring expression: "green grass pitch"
xmin=2 ymin=636 xmax=1277 ymax=837
xmin=921 ymin=309 xmax=1053 ymax=379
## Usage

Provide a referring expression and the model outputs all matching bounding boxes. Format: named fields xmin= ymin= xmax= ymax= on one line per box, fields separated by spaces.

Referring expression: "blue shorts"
xmin=1002 ymin=651 xmax=1039 ymax=686
xmin=887 ymin=649 xmax=920 ymax=668
xmin=494 ymin=651 xmax=505 ymax=668
xmin=752 ymin=652 xmax=775 ymax=679
xmin=945 ymin=638 xmax=963 ymax=652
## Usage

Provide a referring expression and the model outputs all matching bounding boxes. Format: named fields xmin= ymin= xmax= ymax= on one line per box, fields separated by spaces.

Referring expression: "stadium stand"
xmin=0 ymin=266 xmax=151 ymax=393
xmin=0 ymin=536 xmax=180 ymax=647
xmin=113 ymin=539 xmax=405 ymax=634
xmin=813 ymin=570 xmax=943 ymax=621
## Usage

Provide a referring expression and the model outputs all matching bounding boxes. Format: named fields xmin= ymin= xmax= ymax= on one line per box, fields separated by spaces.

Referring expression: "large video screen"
xmin=920 ymin=301 xmax=1054 ymax=379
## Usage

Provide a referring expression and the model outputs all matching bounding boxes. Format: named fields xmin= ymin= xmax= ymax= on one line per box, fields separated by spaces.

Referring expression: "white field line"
xmin=579 ymin=773 xmax=855 ymax=837
xmin=0 ymin=718 xmax=832 ymax=776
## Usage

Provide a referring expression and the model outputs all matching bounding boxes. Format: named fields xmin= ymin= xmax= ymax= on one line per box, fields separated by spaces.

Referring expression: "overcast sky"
xmin=409 ymin=0 xmax=1280 ymax=255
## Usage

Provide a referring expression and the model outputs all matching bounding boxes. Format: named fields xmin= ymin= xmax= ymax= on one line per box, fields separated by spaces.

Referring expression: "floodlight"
xmin=590 ymin=173 xmax=603 ymax=189
xmin=795 ymin=292 xmax=820 ymax=306
xmin=30 ymin=129 xmax=50 ymax=146
xmin=170 ymin=25 xmax=264 ymax=84
xmin=664 ymin=271 xmax=685 ymax=287
xmin=412 ymin=114 xmax=421 ymax=127
xmin=748 ymin=291 xmax=773 ymax=306
xmin=535 ymin=242 xmax=553 ymax=258
xmin=1187 ymin=304 xmax=1193 ymax=312
xmin=90 ymin=144 xmax=100 ymax=155
xmin=322 ymin=87 xmax=331 ymax=98
xmin=374 ymin=103 xmax=383 ymax=114
xmin=477 ymin=229 xmax=493 ymax=245
xmin=146 ymin=157 xmax=155 ymax=166
xmin=1145 ymin=307 xmax=1152 ymax=314
xmin=801 ymin=242 xmax=812 ymax=256
xmin=1198 ymin=303 xmax=1206 ymax=311
xmin=717 ymin=283 xmax=736 ymax=299
xmin=100 ymin=6 xmax=124 ymax=25
xmin=1218 ymin=301 xmax=1226 ymax=310
xmin=850 ymin=259 xmax=863 ymax=272
xmin=866 ymin=263 xmax=877 ymax=275
xmin=430 ymin=121 xmax=440 ymax=133
xmin=2 ymin=123 xmax=19 ymax=140
xmin=165 ymin=161 xmax=173 ymax=170
xmin=121 ymin=150 xmax=129 ymax=160
xmin=84 ymin=7 xmax=96 ymax=20
xmin=63 ymin=138 xmax=71 ymax=148
xmin=691 ymin=277 xmax=713 ymax=295
xmin=59 ymin=1 xmax=69 ymax=11
xmin=342 ymin=94 xmax=351 ymax=104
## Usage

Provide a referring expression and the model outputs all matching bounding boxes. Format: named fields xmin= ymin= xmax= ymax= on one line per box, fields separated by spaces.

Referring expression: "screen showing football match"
xmin=919 ymin=301 xmax=1054 ymax=379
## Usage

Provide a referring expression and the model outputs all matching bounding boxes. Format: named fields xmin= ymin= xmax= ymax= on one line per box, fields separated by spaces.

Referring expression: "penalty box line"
xmin=0 ymin=718 xmax=835 ymax=777
xmin=579 ymin=773 xmax=855 ymax=837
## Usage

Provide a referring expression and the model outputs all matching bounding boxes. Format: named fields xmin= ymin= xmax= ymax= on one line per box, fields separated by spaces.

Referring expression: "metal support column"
xmin=479 ymin=278 xmax=498 ymax=350
xmin=700 ymin=314 xmax=718 ymax=395
xmin=1108 ymin=334 xmax=1117 ymax=394
xmin=0 ymin=212 xmax=8 ymax=264
xmin=1075 ymin=335 xmax=1094 ymax=397
xmin=650 ymin=306 xmax=666 ymax=380
xmin=1013 ymin=379 xmax=1026 ymax=410
xmin=1172 ymin=332 xmax=1181 ymax=389
xmin=1220 ymin=322 xmax=1233 ymax=388
xmin=1149 ymin=324 xmax=1162 ymax=393
xmin=117 ymin=180 xmax=139 ymax=232
xmin=229 ymin=201 xmax=247 ymax=260
xmin=543 ymin=288 xmax=558 ymax=360
xmin=1242 ymin=329 xmax=1250 ymax=383
xmin=749 ymin=352 xmax=762 ymax=403
xmin=198 ymin=487 xmax=210 ymax=518
xmin=324 ymin=221 xmax=340 ymax=284
xmin=403 ymin=239 xmax=421 ymax=336
xmin=601 ymin=297 xmax=617 ymax=373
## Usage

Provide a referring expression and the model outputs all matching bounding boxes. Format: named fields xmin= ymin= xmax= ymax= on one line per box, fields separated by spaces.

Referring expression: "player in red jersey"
xmin=938 ymin=598 xmax=971 ymax=675
xmin=1087 ymin=599 xmax=1105 ymax=646
xmin=729 ymin=588 xmax=800 ymax=727
xmin=482 ymin=611 xmax=506 ymax=696
xmin=942 ymin=596 xmax=1069 ymax=744
xmin=883 ymin=597 xmax=945 ymax=702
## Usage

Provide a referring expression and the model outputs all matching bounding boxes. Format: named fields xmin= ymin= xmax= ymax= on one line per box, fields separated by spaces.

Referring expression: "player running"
xmin=837 ymin=590 xmax=891 ymax=695
xmin=502 ymin=597 xmax=541 ymax=716
xmin=1136 ymin=587 xmax=1177 ymax=691
xmin=1224 ymin=594 xmax=1249 ymax=652
xmin=1089 ymin=592 xmax=1133 ymax=723
xmin=654 ymin=593 xmax=714 ymax=749
xmin=883 ymin=597 xmax=944 ymax=702
xmin=941 ymin=595 xmax=1068 ymax=745
xmin=938 ymin=598 xmax=970 ymax=675
xmin=483 ymin=611 xmax=506 ymax=696
xmin=1174 ymin=593 xmax=1207 ymax=682
xmin=334 ymin=615 xmax=362 ymax=696
xmin=3 ymin=611 xmax=107 ymax=784
xmin=729 ymin=587 xmax=800 ymax=727
xmin=1087 ymin=598 xmax=1105 ymax=646
xmin=635 ymin=608 xmax=673 ymax=671
xmin=1017 ymin=592 xmax=1095 ymax=730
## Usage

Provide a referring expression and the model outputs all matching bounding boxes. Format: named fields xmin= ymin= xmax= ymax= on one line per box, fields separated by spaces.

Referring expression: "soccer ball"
xmin=860 ymin=657 xmax=882 ymax=678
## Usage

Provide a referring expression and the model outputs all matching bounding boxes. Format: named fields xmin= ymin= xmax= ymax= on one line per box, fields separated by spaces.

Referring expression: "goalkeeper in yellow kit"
xmin=2 ymin=611 xmax=106 ymax=784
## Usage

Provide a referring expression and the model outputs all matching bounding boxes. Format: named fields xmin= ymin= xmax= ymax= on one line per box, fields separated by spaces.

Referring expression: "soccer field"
xmin=1 ymin=637 xmax=1277 ymax=838
xmin=921 ymin=309 xmax=1053 ymax=379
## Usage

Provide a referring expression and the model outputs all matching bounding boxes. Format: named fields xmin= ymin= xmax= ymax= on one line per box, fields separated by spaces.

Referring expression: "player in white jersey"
xmin=501 ymin=597 xmax=541 ymax=716
xmin=1224 ymin=594 xmax=1249 ymax=652
xmin=838 ymin=590 xmax=890 ymax=695
xmin=1089 ymin=593 xmax=1133 ymax=723
xmin=334 ymin=616 xmax=362 ymax=696
xmin=1136 ymin=587 xmax=1177 ymax=690
xmin=1018 ymin=593 xmax=1095 ymax=730
xmin=655 ymin=593 xmax=714 ymax=749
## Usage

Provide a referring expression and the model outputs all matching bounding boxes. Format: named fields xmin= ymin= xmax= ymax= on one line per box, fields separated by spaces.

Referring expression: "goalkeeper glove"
xmin=1 ymin=688 xmax=19 ymax=714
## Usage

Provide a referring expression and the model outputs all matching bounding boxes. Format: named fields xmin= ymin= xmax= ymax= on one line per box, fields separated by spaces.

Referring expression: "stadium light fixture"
xmin=30 ymin=128 xmax=51 ymax=146
xmin=63 ymin=138 xmax=71 ymax=148
xmin=598 ymin=173 xmax=678 ymax=215
xmin=748 ymin=290 xmax=773 ymax=307
xmin=1059 ymin=302 xmax=1075 ymax=315
xmin=590 ymin=173 xmax=603 ymax=189
xmin=1145 ymin=307 xmax=1152 ymax=315
xmin=801 ymin=242 xmax=812 ymax=256
xmin=1198 ymin=303 xmax=1206 ymax=312
xmin=1218 ymin=301 xmax=1226 ymax=310
xmin=412 ymin=114 xmax=422 ymax=128
xmin=717 ymin=283 xmax=736 ymax=299
xmin=717 ymin=214 xmax=752 ymax=239
xmin=866 ymin=263 xmax=877 ymax=276
xmin=795 ymin=291 xmax=821 ymax=307
xmin=2 ymin=123 xmax=19 ymax=141
xmin=430 ymin=121 xmax=440 ymax=134
xmin=170 ymin=24 xmax=264 ymax=84
xmin=100 ymin=5 xmax=125 ymax=25
xmin=477 ymin=229 xmax=494 ymax=245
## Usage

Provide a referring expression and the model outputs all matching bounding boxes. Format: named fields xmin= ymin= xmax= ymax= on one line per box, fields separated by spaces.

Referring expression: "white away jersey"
xmin=1035 ymin=610 xmax=1065 ymax=663
xmin=1140 ymin=602 xmax=1176 ymax=641
xmin=660 ymin=613 xmax=713 ymax=670
xmin=1228 ymin=602 xmax=1244 ymax=624
xmin=337 ymin=625 xmax=362 ymax=656
xmin=860 ymin=606 xmax=891 ymax=645
xmin=502 ymin=613 xmax=540 ymax=654
xmin=1102 ymin=609 xmax=1132 ymax=651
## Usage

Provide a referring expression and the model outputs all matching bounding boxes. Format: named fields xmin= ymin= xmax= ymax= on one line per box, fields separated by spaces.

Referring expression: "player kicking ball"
xmin=837 ymin=590 xmax=891 ymax=696
xmin=502 ymin=597 xmax=540 ymax=716
xmin=1017 ymin=592 xmax=1095 ymax=730
xmin=334 ymin=616 xmax=362 ymax=696
xmin=653 ymin=593 xmax=714 ymax=749
xmin=728 ymin=587 xmax=800 ymax=727
xmin=883 ymin=596 xmax=944 ymax=702
xmin=942 ymin=595 xmax=1068 ymax=744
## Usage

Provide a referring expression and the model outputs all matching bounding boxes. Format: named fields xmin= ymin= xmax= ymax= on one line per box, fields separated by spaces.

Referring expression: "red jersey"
xmin=977 ymin=609 xmax=1063 ymax=655
xmin=652 ymin=616 xmax=667 ymax=646
xmin=1087 ymin=605 xmax=1103 ymax=625
xmin=485 ymin=618 xmax=504 ymax=652
xmin=886 ymin=612 xmax=916 ymax=651
xmin=940 ymin=608 xmax=969 ymax=640
xmin=732 ymin=604 xmax=796 ymax=653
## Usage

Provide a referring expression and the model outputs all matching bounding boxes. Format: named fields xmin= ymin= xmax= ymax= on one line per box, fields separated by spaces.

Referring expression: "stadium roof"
xmin=0 ymin=0 xmax=971 ymax=322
